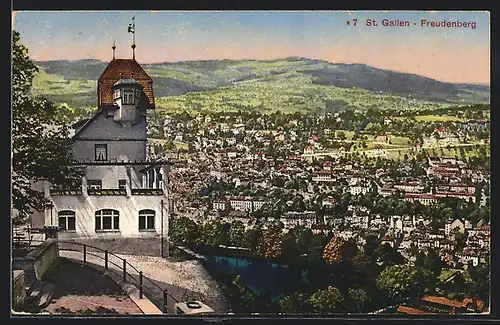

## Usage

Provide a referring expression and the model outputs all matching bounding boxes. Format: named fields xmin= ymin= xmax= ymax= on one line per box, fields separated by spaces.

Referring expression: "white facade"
xmin=33 ymin=58 xmax=170 ymax=239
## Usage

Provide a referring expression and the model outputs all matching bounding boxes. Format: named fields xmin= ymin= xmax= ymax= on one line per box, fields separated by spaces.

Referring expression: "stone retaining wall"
xmin=12 ymin=270 xmax=26 ymax=311
xmin=13 ymin=239 xmax=60 ymax=284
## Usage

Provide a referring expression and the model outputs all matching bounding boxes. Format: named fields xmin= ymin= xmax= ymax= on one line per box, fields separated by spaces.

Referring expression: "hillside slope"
xmin=32 ymin=57 xmax=489 ymax=118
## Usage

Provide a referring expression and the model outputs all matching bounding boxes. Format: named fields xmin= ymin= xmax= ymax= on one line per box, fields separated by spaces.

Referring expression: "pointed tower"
xmin=97 ymin=58 xmax=155 ymax=126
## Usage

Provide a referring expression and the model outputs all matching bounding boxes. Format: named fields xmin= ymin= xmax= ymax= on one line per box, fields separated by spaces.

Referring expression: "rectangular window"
xmin=95 ymin=209 xmax=120 ymax=231
xmin=102 ymin=216 xmax=112 ymax=229
xmin=148 ymin=171 xmax=154 ymax=189
xmin=113 ymin=89 xmax=121 ymax=100
xmin=58 ymin=211 xmax=76 ymax=231
xmin=139 ymin=210 xmax=156 ymax=231
xmin=122 ymin=89 xmax=135 ymax=104
xmin=88 ymin=180 xmax=102 ymax=190
xmin=118 ymin=179 xmax=127 ymax=190
xmin=95 ymin=144 xmax=108 ymax=161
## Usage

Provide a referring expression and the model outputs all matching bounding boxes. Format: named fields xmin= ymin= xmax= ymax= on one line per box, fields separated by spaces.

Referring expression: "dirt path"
xmin=42 ymin=258 xmax=142 ymax=315
xmin=59 ymin=250 xmax=229 ymax=314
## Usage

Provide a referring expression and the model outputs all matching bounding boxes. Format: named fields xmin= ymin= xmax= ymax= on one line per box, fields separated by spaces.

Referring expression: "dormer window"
xmin=122 ymin=89 xmax=135 ymax=104
xmin=135 ymin=89 xmax=141 ymax=99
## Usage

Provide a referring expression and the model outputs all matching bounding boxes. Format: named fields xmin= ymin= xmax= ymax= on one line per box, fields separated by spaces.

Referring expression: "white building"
xmin=213 ymin=196 xmax=266 ymax=213
xmin=445 ymin=219 xmax=465 ymax=237
xmin=312 ymin=171 xmax=334 ymax=182
xmin=404 ymin=193 xmax=438 ymax=205
xmin=280 ymin=211 xmax=317 ymax=229
xmin=32 ymin=51 xmax=170 ymax=240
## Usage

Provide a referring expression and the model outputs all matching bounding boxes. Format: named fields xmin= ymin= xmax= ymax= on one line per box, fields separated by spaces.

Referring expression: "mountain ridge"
xmin=32 ymin=57 xmax=490 ymax=116
xmin=34 ymin=57 xmax=488 ymax=87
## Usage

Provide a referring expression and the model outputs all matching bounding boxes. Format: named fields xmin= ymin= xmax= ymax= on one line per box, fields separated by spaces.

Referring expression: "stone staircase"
xmin=22 ymin=265 xmax=54 ymax=312
xmin=24 ymin=279 xmax=54 ymax=311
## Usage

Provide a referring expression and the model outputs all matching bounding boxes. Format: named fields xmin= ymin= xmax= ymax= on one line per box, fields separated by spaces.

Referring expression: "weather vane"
xmin=128 ymin=16 xmax=136 ymax=59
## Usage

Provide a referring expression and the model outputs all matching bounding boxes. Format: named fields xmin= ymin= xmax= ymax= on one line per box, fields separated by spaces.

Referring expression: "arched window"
xmin=139 ymin=209 xmax=155 ymax=231
xmin=58 ymin=210 xmax=76 ymax=231
xmin=95 ymin=209 xmax=120 ymax=231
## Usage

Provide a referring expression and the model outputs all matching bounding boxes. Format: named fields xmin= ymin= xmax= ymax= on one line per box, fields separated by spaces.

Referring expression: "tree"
xmin=201 ymin=220 xmax=230 ymax=247
xmin=292 ymin=226 xmax=313 ymax=255
xmin=323 ymin=236 xmax=346 ymax=264
xmin=415 ymin=247 xmax=443 ymax=278
xmin=12 ymin=30 xmax=83 ymax=224
xmin=279 ymin=292 xmax=311 ymax=314
xmin=363 ymin=235 xmax=380 ymax=263
xmin=228 ymin=221 xmax=246 ymax=247
xmin=323 ymin=236 xmax=358 ymax=264
xmin=376 ymin=264 xmax=435 ymax=304
xmin=467 ymin=263 xmax=490 ymax=303
xmin=281 ymin=231 xmax=300 ymax=259
xmin=308 ymin=286 xmax=344 ymax=314
xmin=345 ymin=288 xmax=371 ymax=313
xmin=375 ymin=243 xmax=404 ymax=266
xmin=242 ymin=226 xmax=265 ymax=255
xmin=308 ymin=233 xmax=329 ymax=262
xmin=170 ymin=217 xmax=201 ymax=245
xmin=262 ymin=226 xmax=284 ymax=258
xmin=230 ymin=275 xmax=258 ymax=312
xmin=336 ymin=131 xmax=346 ymax=141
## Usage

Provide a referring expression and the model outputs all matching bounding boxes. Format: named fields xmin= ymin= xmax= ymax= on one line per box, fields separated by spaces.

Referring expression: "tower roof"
xmin=98 ymin=59 xmax=155 ymax=109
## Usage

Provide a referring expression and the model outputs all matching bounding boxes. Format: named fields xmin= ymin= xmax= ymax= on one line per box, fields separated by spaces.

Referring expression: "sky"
xmin=13 ymin=11 xmax=490 ymax=84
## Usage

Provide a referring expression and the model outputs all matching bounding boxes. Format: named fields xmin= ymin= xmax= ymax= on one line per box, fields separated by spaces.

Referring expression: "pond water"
xmin=202 ymin=255 xmax=310 ymax=299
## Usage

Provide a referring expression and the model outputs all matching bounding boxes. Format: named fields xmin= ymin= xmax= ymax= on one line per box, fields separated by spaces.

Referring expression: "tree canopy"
xmin=12 ymin=30 xmax=83 ymax=224
xmin=376 ymin=264 xmax=435 ymax=304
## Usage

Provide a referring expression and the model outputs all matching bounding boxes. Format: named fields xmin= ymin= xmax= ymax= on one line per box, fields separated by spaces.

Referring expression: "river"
xmin=201 ymin=255 xmax=311 ymax=299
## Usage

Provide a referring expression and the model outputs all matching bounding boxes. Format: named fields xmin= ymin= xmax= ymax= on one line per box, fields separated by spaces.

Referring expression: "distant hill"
xmin=33 ymin=57 xmax=490 ymax=117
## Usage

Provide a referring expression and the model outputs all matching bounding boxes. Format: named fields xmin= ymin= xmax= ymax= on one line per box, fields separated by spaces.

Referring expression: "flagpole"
xmin=133 ymin=17 xmax=136 ymax=47
xmin=130 ymin=16 xmax=136 ymax=60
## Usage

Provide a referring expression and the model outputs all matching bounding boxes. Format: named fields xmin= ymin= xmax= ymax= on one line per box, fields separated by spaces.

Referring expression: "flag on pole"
xmin=128 ymin=17 xmax=135 ymax=33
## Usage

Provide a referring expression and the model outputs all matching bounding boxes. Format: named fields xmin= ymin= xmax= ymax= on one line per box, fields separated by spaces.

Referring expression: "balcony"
xmin=88 ymin=189 xmax=127 ymax=196
xmin=50 ymin=188 xmax=164 ymax=196
xmin=49 ymin=189 xmax=83 ymax=196
xmin=131 ymin=189 xmax=164 ymax=196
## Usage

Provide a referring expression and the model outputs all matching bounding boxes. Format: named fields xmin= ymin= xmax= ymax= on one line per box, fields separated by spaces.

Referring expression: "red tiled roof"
xmin=421 ymin=296 xmax=464 ymax=308
xmin=462 ymin=298 xmax=486 ymax=312
xmin=98 ymin=59 xmax=154 ymax=109
xmin=397 ymin=306 xmax=434 ymax=315
xmin=405 ymin=193 xmax=438 ymax=199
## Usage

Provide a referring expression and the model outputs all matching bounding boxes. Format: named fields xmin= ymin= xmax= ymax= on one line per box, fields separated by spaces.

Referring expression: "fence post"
xmin=105 ymin=250 xmax=108 ymax=270
xmin=83 ymin=244 xmax=87 ymax=262
xmin=139 ymin=271 xmax=143 ymax=299
xmin=123 ymin=259 xmax=126 ymax=282
xmin=163 ymin=289 xmax=168 ymax=313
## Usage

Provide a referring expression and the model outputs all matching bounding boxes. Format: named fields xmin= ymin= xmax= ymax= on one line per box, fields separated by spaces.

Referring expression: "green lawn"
xmin=415 ymin=114 xmax=467 ymax=122
xmin=439 ymin=269 xmax=460 ymax=282
xmin=389 ymin=135 xmax=413 ymax=147
xmin=174 ymin=141 xmax=189 ymax=150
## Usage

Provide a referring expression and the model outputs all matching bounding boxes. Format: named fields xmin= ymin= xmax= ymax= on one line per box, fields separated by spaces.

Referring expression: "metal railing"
xmin=20 ymin=238 xmax=180 ymax=314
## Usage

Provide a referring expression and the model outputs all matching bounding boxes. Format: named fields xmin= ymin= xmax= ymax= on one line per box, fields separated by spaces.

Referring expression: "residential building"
xmin=34 ymin=49 xmax=170 ymax=239
xmin=404 ymin=193 xmax=438 ymax=205
xmin=445 ymin=219 xmax=465 ymax=237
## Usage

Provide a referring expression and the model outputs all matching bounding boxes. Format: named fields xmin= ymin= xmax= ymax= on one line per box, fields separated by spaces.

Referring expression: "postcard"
xmin=11 ymin=10 xmax=490 ymax=317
